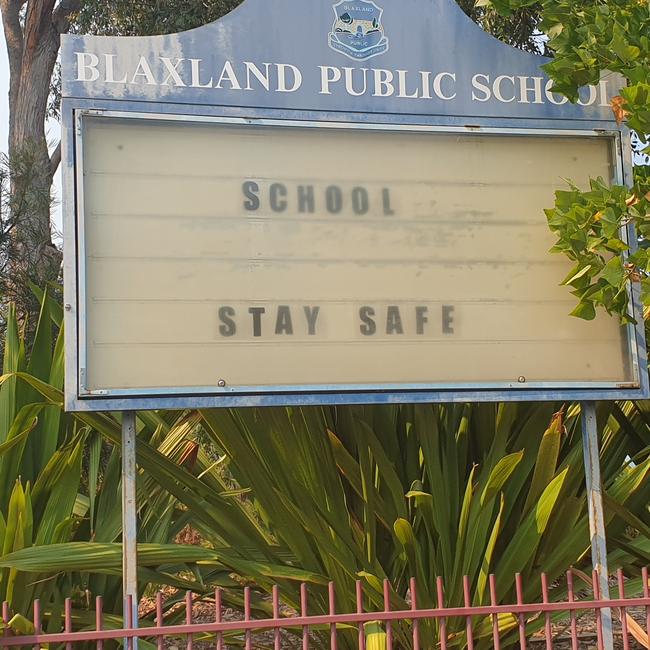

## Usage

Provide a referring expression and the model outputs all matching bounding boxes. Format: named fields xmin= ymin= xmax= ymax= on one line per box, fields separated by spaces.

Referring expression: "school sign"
xmin=61 ymin=0 xmax=648 ymax=411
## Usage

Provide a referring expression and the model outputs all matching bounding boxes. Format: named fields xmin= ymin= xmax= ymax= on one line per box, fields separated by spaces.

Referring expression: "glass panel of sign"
xmin=79 ymin=116 xmax=631 ymax=392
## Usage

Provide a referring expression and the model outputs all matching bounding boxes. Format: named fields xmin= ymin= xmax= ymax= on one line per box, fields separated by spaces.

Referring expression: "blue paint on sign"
xmin=61 ymin=0 xmax=622 ymax=124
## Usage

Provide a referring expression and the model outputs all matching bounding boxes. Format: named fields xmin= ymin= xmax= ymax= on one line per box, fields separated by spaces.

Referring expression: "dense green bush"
xmin=0 ymin=293 xmax=648 ymax=647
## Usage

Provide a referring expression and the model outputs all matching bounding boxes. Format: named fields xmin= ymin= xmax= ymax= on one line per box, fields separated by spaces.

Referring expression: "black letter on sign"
xmin=248 ymin=307 xmax=266 ymax=337
xmin=275 ymin=305 xmax=294 ymax=335
xmin=442 ymin=305 xmax=455 ymax=334
xmin=326 ymin=186 xmax=343 ymax=214
xmin=416 ymin=306 xmax=428 ymax=335
xmin=351 ymin=187 xmax=369 ymax=215
xmin=243 ymin=181 xmax=260 ymax=211
xmin=386 ymin=306 xmax=404 ymax=335
xmin=304 ymin=306 xmax=320 ymax=335
xmin=359 ymin=306 xmax=376 ymax=336
xmin=270 ymin=183 xmax=288 ymax=212
xmin=382 ymin=188 xmax=395 ymax=215
xmin=298 ymin=185 xmax=315 ymax=213
xmin=218 ymin=306 xmax=236 ymax=337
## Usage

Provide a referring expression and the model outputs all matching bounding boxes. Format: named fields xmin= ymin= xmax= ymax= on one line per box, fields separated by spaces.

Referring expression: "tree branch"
xmin=23 ymin=0 xmax=57 ymax=54
xmin=49 ymin=141 xmax=61 ymax=175
xmin=0 ymin=0 xmax=25 ymax=68
xmin=1 ymin=0 xmax=27 ymax=149
xmin=52 ymin=0 xmax=82 ymax=32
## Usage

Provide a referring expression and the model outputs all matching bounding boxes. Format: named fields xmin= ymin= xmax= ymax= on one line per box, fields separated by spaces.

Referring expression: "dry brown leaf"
xmin=175 ymin=524 xmax=203 ymax=546
xmin=611 ymin=95 xmax=630 ymax=125
xmin=554 ymin=406 xmax=566 ymax=435
xmin=178 ymin=440 xmax=199 ymax=471
xmin=625 ymin=262 xmax=643 ymax=282
xmin=626 ymin=194 xmax=640 ymax=208
xmin=571 ymin=567 xmax=594 ymax=588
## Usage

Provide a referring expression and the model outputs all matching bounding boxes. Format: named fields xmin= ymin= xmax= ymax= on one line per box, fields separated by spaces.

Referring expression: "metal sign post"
xmin=121 ymin=411 xmax=138 ymax=645
xmin=581 ymin=403 xmax=614 ymax=650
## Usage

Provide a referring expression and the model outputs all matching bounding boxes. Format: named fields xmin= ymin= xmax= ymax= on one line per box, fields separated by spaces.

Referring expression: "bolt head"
xmin=518 ymin=376 xmax=526 ymax=384
xmin=64 ymin=304 xmax=72 ymax=311
xmin=218 ymin=379 xmax=226 ymax=388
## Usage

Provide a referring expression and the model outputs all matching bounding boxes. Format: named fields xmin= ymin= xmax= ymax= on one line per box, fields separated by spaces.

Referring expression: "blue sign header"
xmin=61 ymin=0 xmax=618 ymax=123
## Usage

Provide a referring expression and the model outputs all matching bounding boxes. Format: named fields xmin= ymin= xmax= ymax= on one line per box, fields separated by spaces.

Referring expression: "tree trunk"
xmin=1 ymin=0 xmax=67 ymax=321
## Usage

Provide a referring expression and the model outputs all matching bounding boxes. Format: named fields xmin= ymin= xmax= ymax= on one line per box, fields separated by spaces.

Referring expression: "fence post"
xmin=580 ymin=402 xmax=613 ymax=650
xmin=122 ymin=411 xmax=138 ymax=649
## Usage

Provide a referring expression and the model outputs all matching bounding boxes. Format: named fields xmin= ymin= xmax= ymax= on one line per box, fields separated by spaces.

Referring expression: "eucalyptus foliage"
xmin=457 ymin=0 xmax=547 ymax=54
xmin=72 ymin=0 xmax=243 ymax=37
xmin=480 ymin=0 xmax=650 ymax=323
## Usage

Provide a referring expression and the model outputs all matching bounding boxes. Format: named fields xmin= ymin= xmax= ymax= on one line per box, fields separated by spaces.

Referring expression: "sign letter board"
xmin=61 ymin=0 xmax=648 ymax=411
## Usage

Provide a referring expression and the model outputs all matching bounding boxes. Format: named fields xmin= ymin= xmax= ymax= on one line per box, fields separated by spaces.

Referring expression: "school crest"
xmin=329 ymin=1 xmax=389 ymax=61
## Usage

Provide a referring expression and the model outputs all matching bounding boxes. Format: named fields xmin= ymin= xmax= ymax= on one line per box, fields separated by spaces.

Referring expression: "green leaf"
xmin=562 ymin=264 xmax=592 ymax=286
xmin=476 ymin=494 xmax=505 ymax=604
xmin=495 ymin=468 xmax=569 ymax=593
xmin=602 ymin=492 xmax=650 ymax=540
xmin=570 ymin=301 xmax=597 ymax=320
xmin=88 ymin=431 xmax=102 ymax=533
xmin=393 ymin=518 xmax=417 ymax=576
xmin=0 ymin=543 xmax=328 ymax=585
xmin=523 ymin=411 xmax=563 ymax=515
xmin=481 ymin=452 xmax=523 ymax=506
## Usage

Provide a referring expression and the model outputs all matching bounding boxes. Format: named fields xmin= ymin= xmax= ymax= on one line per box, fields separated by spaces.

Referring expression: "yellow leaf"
xmin=8 ymin=614 xmax=34 ymax=635
xmin=364 ymin=622 xmax=387 ymax=650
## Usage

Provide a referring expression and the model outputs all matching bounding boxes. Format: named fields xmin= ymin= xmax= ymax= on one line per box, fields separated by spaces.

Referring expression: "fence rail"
xmin=2 ymin=567 xmax=649 ymax=649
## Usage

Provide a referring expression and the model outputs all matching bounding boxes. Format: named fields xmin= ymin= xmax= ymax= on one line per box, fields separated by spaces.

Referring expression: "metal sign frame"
xmin=61 ymin=0 xmax=649 ymax=411
xmin=63 ymin=102 xmax=648 ymax=411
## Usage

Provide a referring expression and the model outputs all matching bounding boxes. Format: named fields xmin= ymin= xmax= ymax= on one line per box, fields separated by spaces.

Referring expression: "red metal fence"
xmin=2 ymin=568 xmax=649 ymax=649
